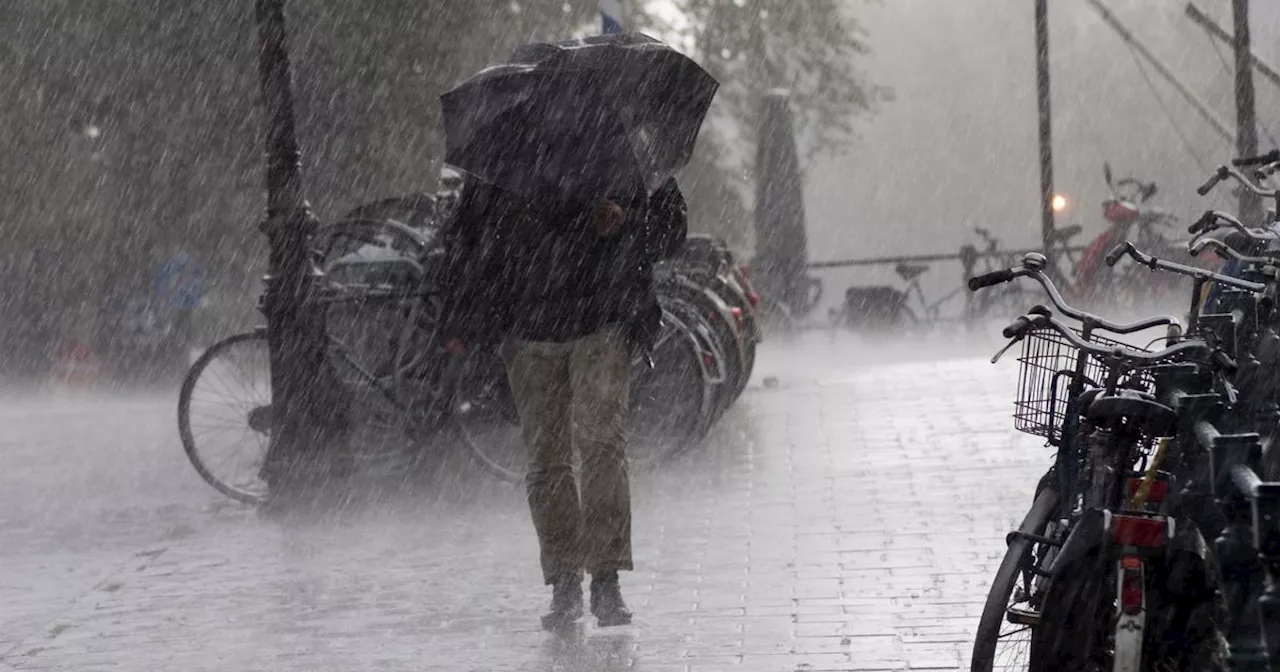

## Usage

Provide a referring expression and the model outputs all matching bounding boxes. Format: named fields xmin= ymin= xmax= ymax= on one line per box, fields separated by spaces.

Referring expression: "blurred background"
xmin=0 ymin=0 xmax=1276 ymax=377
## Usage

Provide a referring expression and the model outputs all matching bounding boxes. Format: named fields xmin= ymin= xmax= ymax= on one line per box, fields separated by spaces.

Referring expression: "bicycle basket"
xmin=1014 ymin=328 xmax=1155 ymax=443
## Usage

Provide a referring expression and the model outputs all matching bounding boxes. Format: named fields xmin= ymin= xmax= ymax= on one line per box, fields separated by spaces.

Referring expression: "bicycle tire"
xmin=629 ymin=309 xmax=716 ymax=447
xmin=661 ymin=279 xmax=747 ymax=408
xmin=714 ymin=277 xmax=761 ymax=381
xmin=1030 ymin=533 xmax=1227 ymax=672
xmin=177 ymin=331 xmax=271 ymax=505
xmin=314 ymin=217 xmax=429 ymax=265
xmin=339 ymin=193 xmax=439 ymax=239
xmin=318 ymin=218 xmax=440 ymax=402
xmin=971 ymin=487 xmax=1059 ymax=672
xmin=660 ymin=294 xmax=735 ymax=420
xmin=450 ymin=350 xmax=525 ymax=484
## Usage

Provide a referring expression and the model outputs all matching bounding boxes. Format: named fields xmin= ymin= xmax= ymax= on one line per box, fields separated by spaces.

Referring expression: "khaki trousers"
xmin=503 ymin=324 xmax=633 ymax=584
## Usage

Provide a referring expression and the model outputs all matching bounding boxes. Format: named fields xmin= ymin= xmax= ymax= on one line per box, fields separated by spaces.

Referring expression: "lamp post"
xmin=1232 ymin=0 xmax=1262 ymax=224
xmin=1034 ymin=0 xmax=1055 ymax=256
xmin=253 ymin=0 xmax=345 ymax=500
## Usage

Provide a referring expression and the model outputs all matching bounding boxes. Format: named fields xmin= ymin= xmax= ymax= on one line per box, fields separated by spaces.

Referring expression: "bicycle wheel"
xmin=971 ymin=487 xmax=1060 ymax=672
xmin=662 ymin=279 xmax=746 ymax=409
xmin=340 ymin=193 xmax=439 ymax=241
xmin=315 ymin=217 xmax=428 ymax=269
xmin=660 ymin=295 xmax=732 ymax=421
xmin=319 ymin=218 xmax=438 ymax=412
xmin=451 ymin=350 xmax=525 ymax=483
xmin=456 ymin=316 xmax=714 ymax=483
xmin=177 ymin=331 xmax=271 ymax=504
xmin=629 ymin=310 xmax=715 ymax=449
xmin=1030 ymin=536 xmax=1227 ymax=672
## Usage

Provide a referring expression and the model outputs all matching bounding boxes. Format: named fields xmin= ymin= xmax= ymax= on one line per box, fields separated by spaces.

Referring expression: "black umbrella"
xmin=441 ymin=32 xmax=718 ymax=205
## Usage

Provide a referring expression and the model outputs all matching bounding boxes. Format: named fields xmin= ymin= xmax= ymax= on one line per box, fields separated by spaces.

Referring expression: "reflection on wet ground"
xmin=1 ymin=331 xmax=1048 ymax=670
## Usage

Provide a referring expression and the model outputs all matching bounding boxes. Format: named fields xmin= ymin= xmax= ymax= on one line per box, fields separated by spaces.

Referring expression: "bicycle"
xmin=1106 ymin=237 xmax=1280 ymax=671
xmin=178 ymin=217 xmax=720 ymax=500
xmin=967 ymin=252 xmax=1239 ymax=672
xmin=662 ymin=234 xmax=761 ymax=387
xmin=829 ymin=228 xmax=1025 ymax=333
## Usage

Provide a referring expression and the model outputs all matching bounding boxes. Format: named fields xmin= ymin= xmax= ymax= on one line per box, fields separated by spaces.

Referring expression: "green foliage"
xmin=637 ymin=0 xmax=882 ymax=251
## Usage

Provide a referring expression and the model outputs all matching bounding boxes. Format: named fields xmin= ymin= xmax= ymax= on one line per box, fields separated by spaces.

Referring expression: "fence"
xmin=803 ymin=244 xmax=1085 ymax=325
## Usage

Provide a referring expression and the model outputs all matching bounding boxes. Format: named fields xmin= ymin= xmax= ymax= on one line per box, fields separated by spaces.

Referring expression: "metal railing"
xmin=1191 ymin=417 xmax=1280 ymax=669
xmin=805 ymin=244 xmax=1086 ymax=325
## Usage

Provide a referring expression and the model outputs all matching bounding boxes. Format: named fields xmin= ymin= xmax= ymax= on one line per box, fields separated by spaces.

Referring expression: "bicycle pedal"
xmin=1006 ymin=606 xmax=1041 ymax=626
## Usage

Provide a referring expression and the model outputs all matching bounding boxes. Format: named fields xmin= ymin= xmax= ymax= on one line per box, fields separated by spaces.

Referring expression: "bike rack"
xmin=1191 ymin=418 xmax=1280 ymax=669
xmin=811 ymin=244 xmax=1087 ymax=326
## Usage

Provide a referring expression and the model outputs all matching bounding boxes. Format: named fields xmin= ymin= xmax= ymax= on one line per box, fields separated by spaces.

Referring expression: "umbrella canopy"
xmin=441 ymin=32 xmax=718 ymax=205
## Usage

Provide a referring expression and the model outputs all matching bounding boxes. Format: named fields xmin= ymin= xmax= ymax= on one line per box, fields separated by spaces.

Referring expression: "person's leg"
xmin=569 ymin=324 xmax=633 ymax=625
xmin=504 ymin=338 xmax=583 ymax=627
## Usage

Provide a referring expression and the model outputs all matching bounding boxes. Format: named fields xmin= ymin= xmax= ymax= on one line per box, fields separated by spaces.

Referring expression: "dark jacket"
xmin=435 ymin=177 xmax=687 ymax=353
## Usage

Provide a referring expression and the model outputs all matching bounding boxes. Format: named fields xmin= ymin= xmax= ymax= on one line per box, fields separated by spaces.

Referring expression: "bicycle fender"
xmin=1048 ymin=509 xmax=1106 ymax=577
xmin=1049 ymin=511 xmax=1211 ymax=579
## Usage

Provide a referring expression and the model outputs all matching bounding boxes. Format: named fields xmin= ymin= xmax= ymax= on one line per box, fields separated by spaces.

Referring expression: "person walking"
xmin=436 ymin=175 xmax=687 ymax=630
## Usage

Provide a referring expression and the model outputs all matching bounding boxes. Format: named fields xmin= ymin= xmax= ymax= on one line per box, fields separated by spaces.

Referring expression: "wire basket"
xmin=1014 ymin=328 xmax=1155 ymax=444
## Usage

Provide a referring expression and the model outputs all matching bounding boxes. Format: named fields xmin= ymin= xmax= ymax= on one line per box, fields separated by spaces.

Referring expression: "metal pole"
xmin=1084 ymin=0 xmax=1234 ymax=144
xmin=1233 ymin=0 xmax=1263 ymax=224
xmin=1035 ymin=0 xmax=1055 ymax=256
xmin=254 ymin=0 xmax=343 ymax=499
xmin=1186 ymin=2 xmax=1280 ymax=93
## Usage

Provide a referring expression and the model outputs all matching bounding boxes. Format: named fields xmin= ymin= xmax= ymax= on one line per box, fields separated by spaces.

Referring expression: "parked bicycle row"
xmin=174 ymin=194 xmax=761 ymax=504
xmin=968 ymin=152 xmax=1280 ymax=671
xmin=830 ymin=162 xmax=1214 ymax=334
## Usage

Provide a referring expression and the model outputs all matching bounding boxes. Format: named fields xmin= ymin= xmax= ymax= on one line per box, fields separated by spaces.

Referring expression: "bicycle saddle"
xmin=894 ymin=262 xmax=930 ymax=282
xmin=1085 ymin=389 xmax=1178 ymax=437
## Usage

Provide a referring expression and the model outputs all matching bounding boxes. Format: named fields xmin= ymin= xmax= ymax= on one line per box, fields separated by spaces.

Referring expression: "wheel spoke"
xmin=179 ymin=334 xmax=271 ymax=503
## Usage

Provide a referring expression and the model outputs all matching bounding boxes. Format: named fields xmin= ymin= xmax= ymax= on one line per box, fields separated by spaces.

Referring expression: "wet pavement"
xmin=1 ymin=330 xmax=1050 ymax=671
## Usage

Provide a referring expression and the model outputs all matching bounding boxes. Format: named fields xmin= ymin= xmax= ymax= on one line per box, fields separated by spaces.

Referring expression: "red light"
xmin=1119 ymin=557 xmax=1144 ymax=614
xmin=1111 ymin=514 xmax=1167 ymax=548
xmin=702 ymin=351 xmax=714 ymax=369
xmin=1125 ymin=478 xmax=1168 ymax=504
xmin=730 ymin=306 xmax=743 ymax=328
xmin=1104 ymin=200 xmax=1141 ymax=223
xmin=746 ymin=291 xmax=760 ymax=308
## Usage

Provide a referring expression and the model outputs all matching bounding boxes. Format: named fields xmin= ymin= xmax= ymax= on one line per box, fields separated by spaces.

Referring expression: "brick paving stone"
xmin=1 ymin=333 xmax=1052 ymax=671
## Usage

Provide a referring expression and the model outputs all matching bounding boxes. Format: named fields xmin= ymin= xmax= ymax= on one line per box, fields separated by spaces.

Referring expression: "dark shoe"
xmin=541 ymin=575 xmax=583 ymax=631
xmin=590 ymin=571 xmax=633 ymax=627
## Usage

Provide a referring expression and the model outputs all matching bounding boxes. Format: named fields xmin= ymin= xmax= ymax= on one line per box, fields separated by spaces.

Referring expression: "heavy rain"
xmin=4 ymin=1 xmax=1280 ymax=670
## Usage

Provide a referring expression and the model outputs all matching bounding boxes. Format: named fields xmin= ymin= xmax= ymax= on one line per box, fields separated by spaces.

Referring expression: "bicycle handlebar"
xmin=1198 ymin=165 xmax=1278 ymax=199
xmin=1104 ymin=243 xmax=1129 ymax=267
xmin=968 ymin=253 xmax=1180 ymax=334
xmin=1255 ymin=162 xmax=1280 ymax=182
xmin=1197 ymin=168 xmax=1226 ymax=197
xmin=1188 ymin=210 xmax=1279 ymax=241
xmin=1233 ymin=150 xmax=1280 ymax=167
xmin=967 ymin=269 xmax=1015 ymax=290
xmin=1189 ymin=236 xmax=1280 ymax=269
xmin=1001 ymin=310 xmax=1212 ymax=366
xmin=1105 ymin=242 xmax=1267 ymax=294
